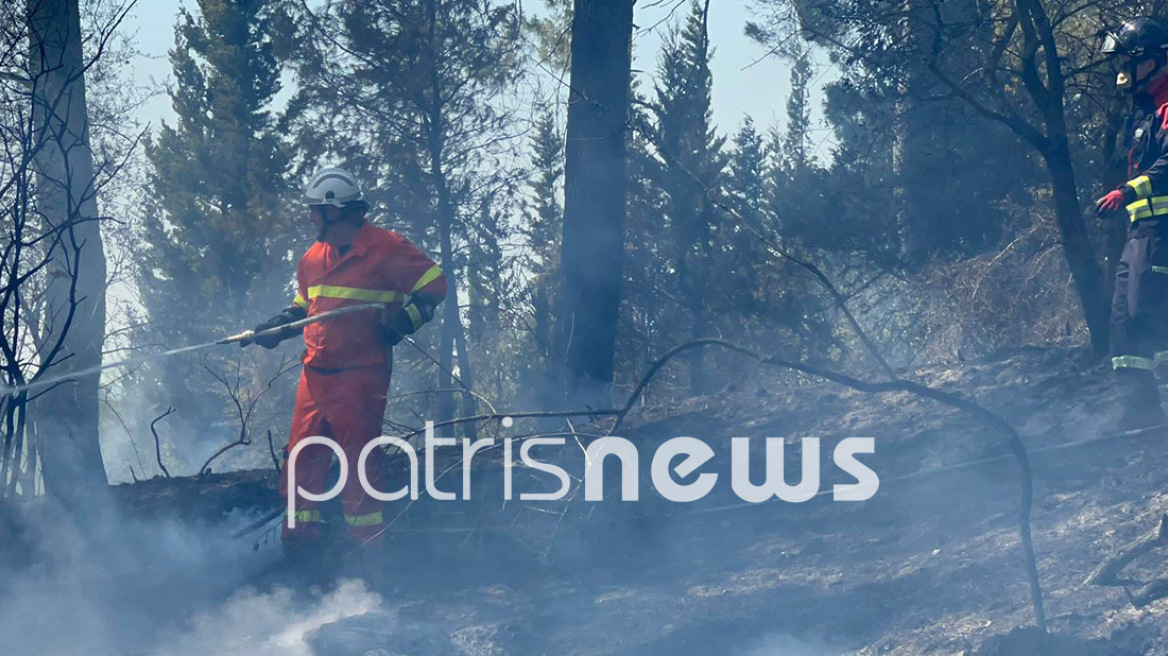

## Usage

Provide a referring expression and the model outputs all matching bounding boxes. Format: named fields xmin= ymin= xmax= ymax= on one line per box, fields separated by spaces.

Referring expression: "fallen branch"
xmin=374 ymin=337 xmax=1046 ymax=630
xmin=1086 ymin=514 xmax=1168 ymax=608
xmin=267 ymin=428 xmax=280 ymax=472
xmin=600 ymin=338 xmax=1046 ymax=630
xmin=628 ymin=338 xmax=1046 ymax=630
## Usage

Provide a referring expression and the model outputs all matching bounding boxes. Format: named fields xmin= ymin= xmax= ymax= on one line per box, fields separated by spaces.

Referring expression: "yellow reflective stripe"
xmin=294 ymin=509 xmax=323 ymax=523
xmin=409 ymin=265 xmax=443 ymax=294
xmin=307 ymin=285 xmax=402 ymax=303
xmin=1113 ymin=355 xmax=1155 ymax=371
xmin=405 ymin=304 xmax=423 ymax=330
xmin=1126 ymin=195 xmax=1168 ymax=221
xmin=1156 ymin=351 xmax=1168 ymax=363
xmin=293 ymin=293 xmax=309 ymax=309
xmin=1128 ymin=175 xmax=1153 ymax=199
xmin=345 ymin=511 xmax=384 ymax=527
xmin=1154 ymin=266 xmax=1168 ymax=275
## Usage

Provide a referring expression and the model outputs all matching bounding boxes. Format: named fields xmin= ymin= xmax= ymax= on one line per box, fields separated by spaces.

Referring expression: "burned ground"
xmin=5 ymin=345 xmax=1168 ymax=655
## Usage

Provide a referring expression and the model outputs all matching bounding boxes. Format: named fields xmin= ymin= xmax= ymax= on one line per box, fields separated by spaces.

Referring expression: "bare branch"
xmin=150 ymin=405 xmax=175 ymax=478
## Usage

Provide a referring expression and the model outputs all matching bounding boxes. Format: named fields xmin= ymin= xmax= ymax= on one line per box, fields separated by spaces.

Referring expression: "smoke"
xmin=741 ymin=633 xmax=845 ymax=656
xmin=0 ymin=495 xmax=284 ymax=656
xmin=151 ymin=579 xmax=384 ymax=656
xmin=0 ymin=487 xmax=394 ymax=656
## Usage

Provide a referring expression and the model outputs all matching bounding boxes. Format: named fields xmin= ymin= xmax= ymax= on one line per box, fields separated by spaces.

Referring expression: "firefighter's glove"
xmin=379 ymin=299 xmax=435 ymax=347
xmin=241 ymin=307 xmax=306 ymax=349
xmin=1097 ymin=186 xmax=1136 ymax=217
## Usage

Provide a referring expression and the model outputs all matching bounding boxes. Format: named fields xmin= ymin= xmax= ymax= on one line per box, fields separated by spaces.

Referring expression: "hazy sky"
xmin=119 ymin=0 xmax=835 ymax=155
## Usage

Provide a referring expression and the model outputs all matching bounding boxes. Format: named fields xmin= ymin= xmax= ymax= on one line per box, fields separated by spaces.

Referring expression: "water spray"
xmin=0 ymin=302 xmax=389 ymax=399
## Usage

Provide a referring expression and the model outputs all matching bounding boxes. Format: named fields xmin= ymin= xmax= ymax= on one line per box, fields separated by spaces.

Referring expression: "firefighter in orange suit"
xmin=243 ymin=166 xmax=446 ymax=551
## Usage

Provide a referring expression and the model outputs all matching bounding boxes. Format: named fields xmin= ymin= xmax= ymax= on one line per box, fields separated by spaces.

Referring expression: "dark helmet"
xmin=1102 ymin=17 xmax=1168 ymax=91
xmin=1102 ymin=17 xmax=1168 ymax=58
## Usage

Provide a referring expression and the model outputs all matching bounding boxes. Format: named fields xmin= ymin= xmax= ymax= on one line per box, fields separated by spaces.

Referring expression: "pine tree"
xmin=779 ymin=47 xmax=812 ymax=174
xmin=523 ymin=0 xmax=572 ymax=74
xmin=769 ymin=46 xmax=833 ymax=251
xmin=727 ymin=117 xmax=768 ymax=229
xmin=138 ymin=0 xmax=292 ymax=448
xmin=619 ymin=99 xmax=673 ymax=404
xmin=650 ymin=0 xmax=726 ymax=395
xmin=523 ymin=110 xmax=564 ymax=373
xmin=724 ymin=117 xmax=768 ymax=307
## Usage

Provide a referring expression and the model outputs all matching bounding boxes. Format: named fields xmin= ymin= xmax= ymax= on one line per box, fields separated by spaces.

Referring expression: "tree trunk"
xmin=434 ymin=158 xmax=459 ymax=425
xmin=1099 ymin=98 xmax=1130 ymax=324
xmin=453 ymin=319 xmax=477 ymax=438
xmin=422 ymin=0 xmax=461 ymax=425
xmin=557 ymin=0 xmax=635 ymax=410
xmin=27 ymin=0 xmax=108 ymax=498
xmin=893 ymin=0 xmax=932 ymax=266
xmin=1043 ymin=146 xmax=1108 ymax=356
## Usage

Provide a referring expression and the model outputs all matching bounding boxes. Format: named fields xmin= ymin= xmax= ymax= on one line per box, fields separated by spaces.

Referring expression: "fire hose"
xmin=0 ymin=303 xmax=391 ymax=399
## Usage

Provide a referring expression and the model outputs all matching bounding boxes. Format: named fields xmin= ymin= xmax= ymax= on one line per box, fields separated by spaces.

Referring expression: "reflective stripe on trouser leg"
xmin=345 ymin=511 xmax=384 ymax=527
xmin=294 ymin=509 xmax=324 ymax=524
xmin=282 ymin=368 xmax=330 ymax=545
xmin=1113 ymin=355 xmax=1155 ymax=371
xmin=307 ymin=364 xmax=390 ymax=544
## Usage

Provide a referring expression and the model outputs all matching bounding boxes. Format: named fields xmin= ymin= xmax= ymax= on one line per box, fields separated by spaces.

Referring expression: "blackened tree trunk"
xmin=27 ymin=0 xmax=108 ymax=498
xmin=557 ymin=0 xmax=635 ymax=410
xmin=1044 ymin=146 xmax=1108 ymax=355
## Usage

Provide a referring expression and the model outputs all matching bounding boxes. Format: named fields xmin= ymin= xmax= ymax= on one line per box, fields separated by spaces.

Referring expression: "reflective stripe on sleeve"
xmin=293 ymin=293 xmax=309 ymax=309
xmin=409 ymin=265 xmax=443 ymax=294
xmin=1126 ymin=195 xmax=1168 ymax=221
xmin=405 ymin=304 xmax=424 ymax=330
xmin=1128 ymin=175 xmax=1153 ymax=199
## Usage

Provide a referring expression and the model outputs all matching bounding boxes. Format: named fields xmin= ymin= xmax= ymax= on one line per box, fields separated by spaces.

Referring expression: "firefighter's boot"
xmin=1116 ymin=369 xmax=1167 ymax=432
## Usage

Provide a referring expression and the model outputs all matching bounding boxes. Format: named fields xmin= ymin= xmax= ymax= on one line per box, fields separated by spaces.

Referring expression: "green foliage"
xmin=780 ymin=47 xmax=813 ymax=174
xmin=141 ymin=0 xmax=292 ymax=324
xmin=136 ymin=0 xmax=294 ymax=451
xmin=620 ymin=0 xmax=833 ymax=397
xmin=747 ymin=0 xmax=1101 ymax=361
xmin=522 ymin=0 xmax=572 ymax=74
xmin=519 ymin=109 xmax=565 ymax=399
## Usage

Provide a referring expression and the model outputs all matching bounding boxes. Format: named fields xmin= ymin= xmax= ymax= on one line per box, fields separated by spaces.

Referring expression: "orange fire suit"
xmin=279 ymin=222 xmax=446 ymax=547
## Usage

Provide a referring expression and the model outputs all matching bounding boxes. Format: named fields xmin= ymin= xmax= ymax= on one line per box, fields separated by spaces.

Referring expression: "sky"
xmin=118 ymin=0 xmax=836 ymax=157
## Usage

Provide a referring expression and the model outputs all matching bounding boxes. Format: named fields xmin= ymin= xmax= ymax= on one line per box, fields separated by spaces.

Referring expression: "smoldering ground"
xmin=0 ymin=484 xmax=852 ymax=656
xmin=0 ymin=489 xmax=281 ymax=655
xmin=7 ymin=350 xmax=1168 ymax=655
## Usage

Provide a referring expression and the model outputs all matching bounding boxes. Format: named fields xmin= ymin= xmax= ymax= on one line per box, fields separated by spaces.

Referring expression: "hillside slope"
xmin=6 ymin=345 xmax=1168 ymax=656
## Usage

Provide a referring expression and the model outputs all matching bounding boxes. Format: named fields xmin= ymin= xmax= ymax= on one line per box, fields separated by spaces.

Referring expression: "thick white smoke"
xmin=151 ymin=579 xmax=384 ymax=656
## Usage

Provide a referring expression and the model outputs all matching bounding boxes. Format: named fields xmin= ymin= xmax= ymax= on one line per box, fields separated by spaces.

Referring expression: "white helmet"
xmin=302 ymin=167 xmax=363 ymax=207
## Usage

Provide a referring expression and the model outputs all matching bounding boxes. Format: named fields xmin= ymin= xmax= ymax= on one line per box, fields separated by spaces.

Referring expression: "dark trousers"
xmin=1111 ymin=219 xmax=1168 ymax=403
